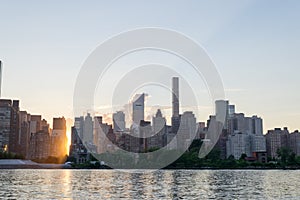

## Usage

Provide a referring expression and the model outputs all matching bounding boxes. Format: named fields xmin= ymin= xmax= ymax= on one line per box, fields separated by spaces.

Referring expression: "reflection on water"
xmin=0 ymin=169 xmax=300 ymax=199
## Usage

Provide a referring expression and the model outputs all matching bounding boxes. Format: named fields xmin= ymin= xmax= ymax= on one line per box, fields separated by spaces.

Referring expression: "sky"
xmin=0 ymin=0 xmax=300 ymax=133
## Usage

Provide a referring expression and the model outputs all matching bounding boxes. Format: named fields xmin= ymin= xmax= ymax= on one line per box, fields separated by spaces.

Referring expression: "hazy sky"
xmin=0 ymin=0 xmax=300 ymax=133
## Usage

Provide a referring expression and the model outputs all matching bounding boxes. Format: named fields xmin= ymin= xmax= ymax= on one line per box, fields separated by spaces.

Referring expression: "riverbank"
xmin=0 ymin=159 xmax=70 ymax=169
xmin=1 ymin=159 xmax=300 ymax=170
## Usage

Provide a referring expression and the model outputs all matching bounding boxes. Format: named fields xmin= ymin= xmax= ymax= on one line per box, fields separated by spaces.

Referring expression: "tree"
xmin=277 ymin=147 xmax=292 ymax=166
xmin=239 ymin=153 xmax=247 ymax=161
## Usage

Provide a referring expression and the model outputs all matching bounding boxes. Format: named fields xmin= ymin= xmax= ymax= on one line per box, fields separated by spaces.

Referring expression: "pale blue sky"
xmin=0 ymin=0 xmax=299 ymax=132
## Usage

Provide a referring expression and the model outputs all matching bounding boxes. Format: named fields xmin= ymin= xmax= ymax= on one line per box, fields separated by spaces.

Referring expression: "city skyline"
xmin=1 ymin=1 xmax=300 ymax=132
xmin=0 ymin=70 xmax=299 ymax=134
xmin=2 ymin=76 xmax=299 ymax=164
xmin=1 ymin=2 xmax=300 ymax=199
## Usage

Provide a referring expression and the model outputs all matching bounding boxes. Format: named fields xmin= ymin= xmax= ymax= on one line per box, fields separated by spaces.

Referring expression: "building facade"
xmin=29 ymin=130 xmax=50 ymax=160
xmin=226 ymin=131 xmax=251 ymax=159
xmin=266 ymin=128 xmax=289 ymax=159
xmin=289 ymin=130 xmax=300 ymax=156
xmin=51 ymin=117 xmax=67 ymax=158
xmin=19 ymin=111 xmax=31 ymax=158
xmin=132 ymin=93 xmax=145 ymax=125
xmin=0 ymin=99 xmax=20 ymax=154
xmin=171 ymin=77 xmax=180 ymax=133
xmin=83 ymin=113 xmax=94 ymax=145
xmin=177 ymin=111 xmax=196 ymax=150
xmin=113 ymin=111 xmax=126 ymax=132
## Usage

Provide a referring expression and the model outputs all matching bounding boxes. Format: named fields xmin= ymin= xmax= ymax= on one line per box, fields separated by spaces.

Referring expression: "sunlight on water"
xmin=0 ymin=170 xmax=300 ymax=199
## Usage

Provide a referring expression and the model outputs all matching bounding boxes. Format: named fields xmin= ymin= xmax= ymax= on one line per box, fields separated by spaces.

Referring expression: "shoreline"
xmin=1 ymin=159 xmax=300 ymax=170
xmin=1 ymin=167 xmax=300 ymax=170
xmin=0 ymin=159 xmax=68 ymax=169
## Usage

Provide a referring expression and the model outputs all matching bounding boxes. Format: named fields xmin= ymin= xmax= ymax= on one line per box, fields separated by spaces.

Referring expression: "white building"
xmin=226 ymin=113 xmax=266 ymax=159
xmin=250 ymin=134 xmax=266 ymax=153
xmin=226 ymin=132 xmax=251 ymax=159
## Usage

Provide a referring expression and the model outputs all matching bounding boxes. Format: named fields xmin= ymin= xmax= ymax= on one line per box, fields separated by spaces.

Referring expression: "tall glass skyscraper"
xmin=0 ymin=60 xmax=2 ymax=98
xmin=132 ymin=93 xmax=145 ymax=125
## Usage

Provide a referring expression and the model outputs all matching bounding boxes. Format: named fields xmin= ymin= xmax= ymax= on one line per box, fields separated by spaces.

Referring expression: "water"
xmin=0 ymin=170 xmax=300 ymax=199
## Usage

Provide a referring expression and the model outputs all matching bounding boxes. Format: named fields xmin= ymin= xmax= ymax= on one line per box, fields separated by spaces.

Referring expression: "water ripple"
xmin=0 ymin=169 xmax=300 ymax=199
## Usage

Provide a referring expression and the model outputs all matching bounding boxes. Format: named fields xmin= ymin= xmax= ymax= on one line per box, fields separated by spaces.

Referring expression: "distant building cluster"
xmin=266 ymin=128 xmax=300 ymax=159
xmin=69 ymin=77 xmax=300 ymax=164
xmin=209 ymin=100 xmax=267 ymax=162
xmin=209 ymin=100 xmax=300 ymax=162
xmin=0 ymin=99 xmax=68 ymax=160
xmin=70 ymin=77 xmax=201 ymax=163
xmin=0 ymin=59 xmax=299 ymax=165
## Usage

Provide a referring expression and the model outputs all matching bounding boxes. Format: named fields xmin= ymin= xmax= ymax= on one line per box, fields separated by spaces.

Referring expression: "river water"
xmin=0 ymin=169 xmax=299 ymax=199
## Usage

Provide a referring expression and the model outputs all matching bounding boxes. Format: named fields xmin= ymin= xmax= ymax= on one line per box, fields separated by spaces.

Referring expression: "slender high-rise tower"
xmin=0 ymin=60 xmax=2 ymax=98
xmin=172 ymin=77 xmax=179 ymax=117
xmin=171 ymin=77 xmax=180 ymax=133
xmin=132 ymin=93 xmax=145 ymax=125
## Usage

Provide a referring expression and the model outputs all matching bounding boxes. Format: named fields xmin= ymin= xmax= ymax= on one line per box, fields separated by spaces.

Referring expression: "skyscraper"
xmin=0 ymin=99 xmax=20 ymax=154
xmin=0 ymin=60 xmax=2 ymax=98
xmin=249 ymin=115 xmax=263 ymax=135
xmin=215 ymin=100 xmax=229 ymax=129
xmin=83 ymin=113 xmax=94 ymax=144
xmin=0 ymin=100 xmax=13 ymax=152
xmin=132 ymin=93 xmax=145 ymax=125
xmin=74 ymin=116 xmax=84 ymax=139
xmin=177 ymin=111 xmax=196 ymax=149
xmin=30 ymin=115 xmax=42 ymax=134
xmin=19 ymin=111 xmax=31 ymax=158
xmin=152 ymin=109 xmax=166 ymax=135
xmin=227 ymin=114 xmax=264 ymax=135
xmin=151 ymin=109 xmax=166 ymax=148
xmin=172 ymin=77 xmax=179 ymax=117
xmin=9 ymin=100 xmax=20 ymax=154
xmin=51 ymin=117 xmax=67 ymax=157
xmin=113 ymin=111 xmax=126 ymax=132
xmin=171 ymin=77 xmax=180 ymax=133
xmin=228 ymin=104 xmax=235 ymax=116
